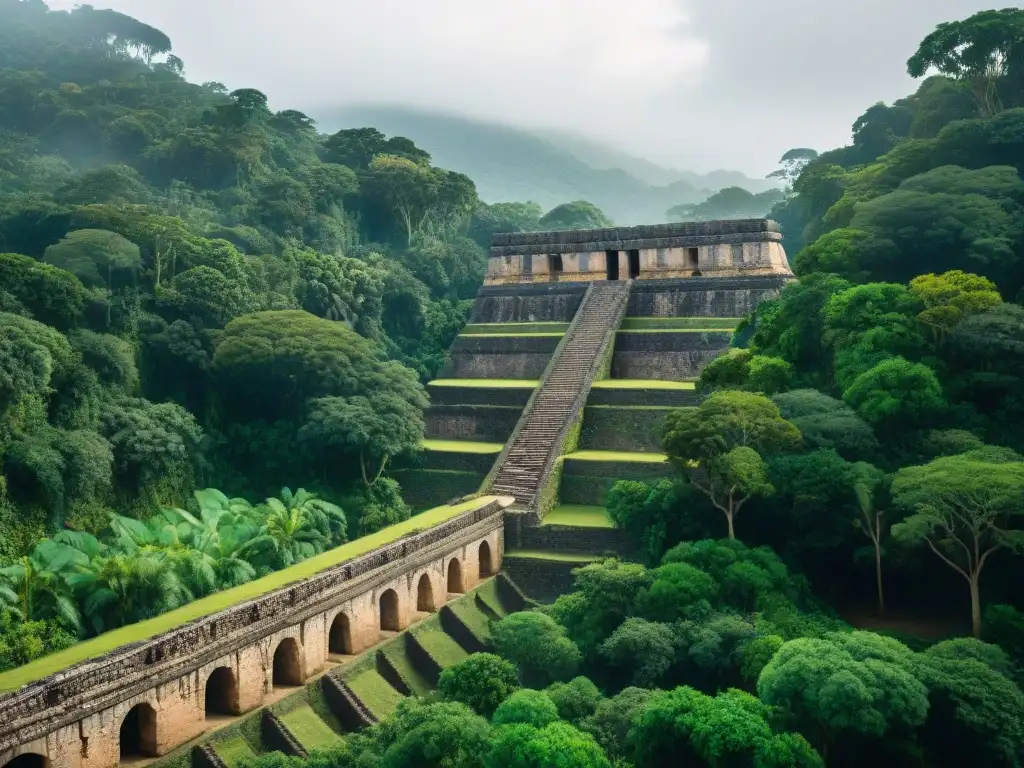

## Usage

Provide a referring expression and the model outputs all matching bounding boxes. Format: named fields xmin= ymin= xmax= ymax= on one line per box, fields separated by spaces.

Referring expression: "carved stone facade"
xmin=0 ymin=499 xmax=510 ymax=768
xmin=484 ymin=219 xmax=792 ymax=285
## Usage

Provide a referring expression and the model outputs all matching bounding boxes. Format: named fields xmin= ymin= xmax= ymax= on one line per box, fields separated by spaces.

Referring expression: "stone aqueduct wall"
xmin=0 ymin=500 xmax=508 ymax=768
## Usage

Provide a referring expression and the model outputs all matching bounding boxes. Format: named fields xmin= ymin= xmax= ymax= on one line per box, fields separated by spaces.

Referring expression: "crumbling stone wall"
xmin=0 ymin=501 xmax=508 ymax=768
xmin=626 ymin=276 xmax=789 ymax=317
xmin=469 ymin=283 xmax=588 ymax=324
xmin=425 ymin=405 xmax=523 ymax=443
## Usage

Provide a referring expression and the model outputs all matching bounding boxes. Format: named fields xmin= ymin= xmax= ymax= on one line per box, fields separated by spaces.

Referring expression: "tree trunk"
xmin=726 ymin=510 xmax=735 ymax=540
xmin=969 ymin=576 xmax=981 ymax=638
xmin=874 ymin=513 xmax=885 ymax=614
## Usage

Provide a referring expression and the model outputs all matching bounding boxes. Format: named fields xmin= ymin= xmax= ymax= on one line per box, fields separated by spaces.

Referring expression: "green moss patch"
xmin=543 ymin=505 xmax=614 ymax=529
xmin=504 ymin=550 xmax=605 ymax=563
xmin=346 ymin=669 xmax=405 ymax=720
xmin=458 ymin=332 xmax=564 ymax=338
xmin=215 ymin=737 xmax=259 ymax=767
xmin=279 ymin=705 xmax=343 ymax=752
xmin=565 ymin=449 xmax=668 ymax=463
xmin=591 ymin=379 xmax=695 ymax=390
xmin=462 ymin=322 xmax=570 ymax=335
xmin=421 ymin=439 xmax=504 ymax=454
xmin=429 ymin=378 xmax=540 ymax=388
xmin=620 ymin=317 xmax=740 ymax=330
xmin=412 ymin=628 xmax=470 ymax=668
xmin=0 ymin=497 xmax=498 ymax=691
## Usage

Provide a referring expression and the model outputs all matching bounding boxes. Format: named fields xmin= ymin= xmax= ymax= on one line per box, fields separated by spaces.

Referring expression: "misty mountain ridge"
xmin=314 ymin=105 xmax=779 ymax=225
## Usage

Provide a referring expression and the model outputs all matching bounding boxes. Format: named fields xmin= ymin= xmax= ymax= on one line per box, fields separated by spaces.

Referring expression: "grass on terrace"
xmin=620 ymin=317 xmax=740 ymax=330
xmin=462 ymin=322 xmax=570 ymax=335
xmin=504 ymin=550 xmax=605 ymax=563
xmin=475 ymin=579 xmax=510 ymax=618
xmin=543 ymin=505 xmax=615 ymax=528
xmin=421 ymin=439 xmax=504 ymax=453
xmin=447 ymin=597 xmax=493 ymax=643
xmin=459 ymin=332 xmax=564 ymax=338
xmin=428 ymin=379 xmax=539 ymax=388
xmin=381 ymin=641 xmax=434 ymax=697
xmin=565 ymin=449 xmax=668 ymax=463
xmin=345 ymin=669 xmax=405 ymax=720
xmin=413 ymin=627 xmax=470 ymax=667
xmin=0 ymin=496 xmax=497 ymax=692
xmin=591 ymin=379 xmax=695 ymax=390
xmin=215 ymin=737 xmax=259 ymax=767
xmin=279 ymin=705 xmax=343 ymax=751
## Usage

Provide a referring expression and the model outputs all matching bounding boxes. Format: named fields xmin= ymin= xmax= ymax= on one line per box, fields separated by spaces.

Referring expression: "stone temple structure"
xmin=484 ymin=218 xmax=791 ymax=284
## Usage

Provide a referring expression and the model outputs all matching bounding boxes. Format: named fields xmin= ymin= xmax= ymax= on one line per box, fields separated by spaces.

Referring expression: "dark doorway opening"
xmin=120 ymin=703 xmax=158 ymax=758
xmin=379 ymin=589 xmax=400 ymax=631
xmin=479 ymin=541 xmax=493 ymax=578
xmin=548 ymin=254 xmax=563 ymax=278
xmin=329 ymin=612 xmax=352 ymax=655
xmin=447 ymin=559 xmax=464 ymax=594
xmin=687 ymin=247 xmax=699 ymax=270
xmin=205 ymin=667 xmax=239 ymax=717
xmin=605 ymin=250 xmax=619 ymax=281
xmin=628 ymin=250 xmax=640 ymax=279
xmin=272 ymin=638 xmax=303 ymax=687
xmin=4 ymin=755 xmax=49 ymax=768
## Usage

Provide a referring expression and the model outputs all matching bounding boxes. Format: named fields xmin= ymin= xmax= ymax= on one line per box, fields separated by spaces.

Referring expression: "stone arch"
xmin=416 ymin=573 xmax=435 ymax=612
xmin=3 ymin=755 xmax=49 ymax=768
xmin=120 ymin=702 xmax=158 ymax=758
xmin=204 ymin=666 xmax=239 ymax=716
xmin=447 ymin=557 xmax=464 ymax=594
xmin=478 ymin=540 xmax=493 ymax=578
xmin=379 ymin=588 xmax=400 ymax=631
xmin=329 ymin=612 xmax=352 ymax=655
xmin=272 ymin=637 xmax=303 ymax=687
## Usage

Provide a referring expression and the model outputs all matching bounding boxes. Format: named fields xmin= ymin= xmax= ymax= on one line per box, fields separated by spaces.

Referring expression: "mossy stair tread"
xmin=448 ymin=598 xmax=493 ymax=642
xmin=616 ymin=328 xmax=732 ymax=334
xmin=475 ymin=579 xmax=511 ymax=617
xmin=279 ymin=704 xmax=343 ymax=751
xmin=463 ymin=322 xmax=571 ymax=334
xmin=504 ymin=549 xmax=605 ymax=563
xmin=345 ymin=669 xmax=405 ymax=719
xmin=543 ymin=505 xmax=615 ymax=529
xmin=215 ymin=737 xmax=259 ymax=767
xmin=620 ymin=316 xmax=741 ymax=330
xmin=591 ymin=379 xmax=695 ymax=390
xmin=420 ymin=439 xmax=504 ymax=454
xmin=0 ymin=496 xmax=498 ymax=691
xmin=413 ymin=628 xmax=470 ymax=667
xmin=458 ymin=332 xmax=565 ymax=338
xmin=564 ymin=449 xmax=668 ymax=463
xmin=428 ymin=379 xmax=540 ymax=388
xmin=381 ymin=643 xmax=434 ymax=697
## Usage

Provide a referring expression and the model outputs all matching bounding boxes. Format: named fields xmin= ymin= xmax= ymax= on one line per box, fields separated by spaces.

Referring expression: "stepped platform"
xmin=391 ymin=440 xmax=502 ymax=509
xmin=619 ymin=316 xmax=741 ymax=331
xmin=442 ymin=334 xmax=561 ymax=379
xmin=611 ymin=328 xmax=732 ymax=380
xmin=560 ymin=449 xmax=674 ymax=507
xmin=461 ymin=321 xmax=571 ymax=335
xmin=542 ymin=504 xmax=614 ymax=528
xmin=502 ymin=550 xmax=605 ymax=603
xmin=588 ymin=378 xmax=699 ymax=407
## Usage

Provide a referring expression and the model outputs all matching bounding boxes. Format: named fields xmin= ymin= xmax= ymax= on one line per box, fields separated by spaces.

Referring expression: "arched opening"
xmin=3 ymin=754 xmax=49 ymax=768
xmin=447 ymin=558 xmax=464 ymax=594
xmin=204 ymin=667 xmax=239 ymax=717
xmin=329 ymin=612 xmax=352 ymax=655
xmin=417 ymin=573 xmax=435 ymax=612
xmin=478 ymin=541 xmax=493 ymax=578
xmin=272 ymin=638 xmax=303 ymax=687
xmin=379 ymin=589 xmax=399 ymax=631
xmin=120 ymin=702 xmax=158 ymax=758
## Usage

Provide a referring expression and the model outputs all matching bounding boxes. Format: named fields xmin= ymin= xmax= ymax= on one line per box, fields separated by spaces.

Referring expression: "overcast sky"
xmin=51 ymin=0 xmax=994 ymax=176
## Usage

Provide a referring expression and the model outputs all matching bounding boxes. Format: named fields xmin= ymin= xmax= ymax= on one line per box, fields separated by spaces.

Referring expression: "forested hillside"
xmin=323 ymin=105 xmax=778 ymax=224
xmin=0 ymin=0 xmax=586 ymax=667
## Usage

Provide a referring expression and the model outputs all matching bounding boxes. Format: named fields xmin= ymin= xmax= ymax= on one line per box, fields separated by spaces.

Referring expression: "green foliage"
xmin=538 ymin=200 xmax=613 ymax=230
xmin=486 ymin=721 xmax=611 ymax=768
xmin=0 ymin=253 xmax=88 ymax=330
xmin=491 ymin=689 xmax=560 ymax=728
xmin=543 ymin=676 xmax=603 ymax=726
xmin=491 ymin=611 xmax=581 ymax=688
xmin=438 ymin=653 xmax=519 ymax=717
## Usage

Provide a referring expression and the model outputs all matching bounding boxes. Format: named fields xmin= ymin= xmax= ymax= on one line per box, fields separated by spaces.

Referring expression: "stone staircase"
xmin=490 ymin=280 xmax=631 ymax=509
